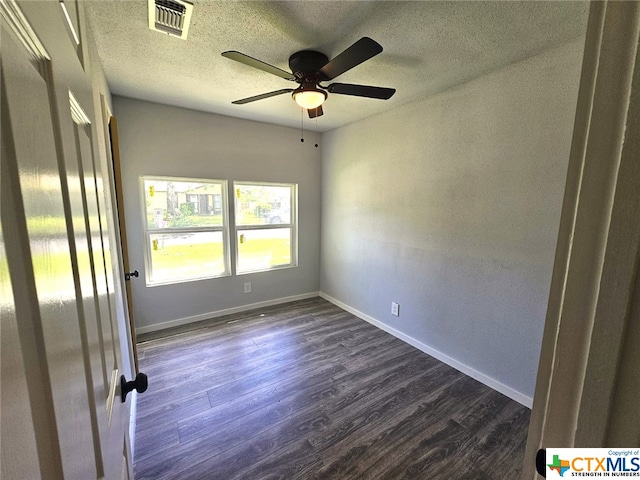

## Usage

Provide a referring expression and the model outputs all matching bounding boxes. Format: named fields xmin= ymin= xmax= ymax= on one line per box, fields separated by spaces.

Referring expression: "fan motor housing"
xmin=289 ymin=51 xmax=329 ymax=81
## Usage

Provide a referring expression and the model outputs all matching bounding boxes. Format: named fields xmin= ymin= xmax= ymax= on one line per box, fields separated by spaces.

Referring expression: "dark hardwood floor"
xmin=134 ymin=297 xmax=530 ymax=479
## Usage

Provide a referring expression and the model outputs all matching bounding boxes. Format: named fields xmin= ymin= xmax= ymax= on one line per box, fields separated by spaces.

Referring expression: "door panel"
xmin=1 ymin=81 xmax=44 ymax=480
xmin=0 ymin=243 xmax=43 ymax=478
xmin=72 ymin=109 xmax=129 ymax=479
xmin=75 ymin=121 xmax=116 ymax=393
xmin=66 ymin=120 xmax=113 ymax=475
xmin=1 ymin=18 xmax=97 ymax=479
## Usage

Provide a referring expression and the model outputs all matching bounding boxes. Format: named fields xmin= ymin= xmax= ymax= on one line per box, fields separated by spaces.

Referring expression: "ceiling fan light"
xmin=292 ymin=88 xmax=327 ymax=109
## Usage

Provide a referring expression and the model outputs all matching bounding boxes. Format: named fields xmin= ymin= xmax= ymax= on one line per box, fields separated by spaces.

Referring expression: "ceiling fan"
xmin=221 ymin=37 xmax=396 ymax=118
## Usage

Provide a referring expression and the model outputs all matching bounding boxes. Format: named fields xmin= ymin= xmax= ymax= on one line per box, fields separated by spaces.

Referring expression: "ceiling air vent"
xmin=148 ymin=0 xmax=193 ymax=40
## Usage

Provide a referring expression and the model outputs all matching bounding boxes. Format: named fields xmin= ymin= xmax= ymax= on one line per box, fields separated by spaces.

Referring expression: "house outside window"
xmin=142 ymin=177 xmax=230 ymax=285
xmin=234 ymin=182 xmax=297 ymax=274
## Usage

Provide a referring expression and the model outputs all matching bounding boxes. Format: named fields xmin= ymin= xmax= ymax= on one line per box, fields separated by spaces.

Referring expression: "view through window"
xmin=142 ymin=177 xmax=229 ymax=285
xmin=234 ymin=182 xmax=297 ymax=274
xmin=142 ymin=177 xmax=297 ymax=285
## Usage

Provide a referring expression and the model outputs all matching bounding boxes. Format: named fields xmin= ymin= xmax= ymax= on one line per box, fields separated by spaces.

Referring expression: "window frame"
xmin=140 ymin=175 xmax=230 ymax=286
xmin=233 ymin=181 xmax=298 ymax=275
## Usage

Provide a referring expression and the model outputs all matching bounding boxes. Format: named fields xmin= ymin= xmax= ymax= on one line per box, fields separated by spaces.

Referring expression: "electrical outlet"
xmin=391 ymin=302 xmax=400 ymax=317
xmin=244 ymin=282 xmax=252 ymax=293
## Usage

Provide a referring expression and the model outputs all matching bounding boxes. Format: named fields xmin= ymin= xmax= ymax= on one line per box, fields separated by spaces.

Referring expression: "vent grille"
xmin=148 ymin=0 xmax=193 ymax=39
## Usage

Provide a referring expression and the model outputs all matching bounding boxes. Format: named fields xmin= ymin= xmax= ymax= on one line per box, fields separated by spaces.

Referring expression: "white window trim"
xmin=140 ymin=175 xmax=231 ymax=286
xmin=233 ymin=181 xmax=298 ymax=275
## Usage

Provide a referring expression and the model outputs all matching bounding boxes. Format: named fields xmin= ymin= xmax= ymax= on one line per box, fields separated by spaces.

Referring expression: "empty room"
xmin=2 ymin=1 xmax=639 ymax=480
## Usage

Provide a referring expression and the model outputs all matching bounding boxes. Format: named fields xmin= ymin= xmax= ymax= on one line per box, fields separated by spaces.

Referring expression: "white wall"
xmin=113 ymin=98 xmax=321 ymax=331
xmin=320 ymin=40 xmax=585 ymax=404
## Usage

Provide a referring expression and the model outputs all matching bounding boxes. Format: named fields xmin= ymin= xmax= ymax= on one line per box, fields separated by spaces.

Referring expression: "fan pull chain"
xmin=300 ymin=108 xmax=319 ymax=148
xmin=315 ymin=116 xmax=319 ymax=148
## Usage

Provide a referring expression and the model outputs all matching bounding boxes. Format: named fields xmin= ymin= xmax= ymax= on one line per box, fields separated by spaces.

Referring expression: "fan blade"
xmin=319 ymin=37 xmax=383 ymax=80
xmin=308 ymin=105 xmax=323 ymax=118
xmin=222 ymin=51 xmax=295 ymax=81
xmin=232 ymin=89 xmax=294 ymax=104
xmin=327 ymin=83 xmax=396 ymax=100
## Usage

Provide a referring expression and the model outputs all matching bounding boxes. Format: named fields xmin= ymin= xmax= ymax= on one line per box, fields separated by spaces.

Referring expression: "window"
xmin=234 ymin=182 xmax=297 ymax=274
xmin=142 ymin=177 xmax=229 ymax=285
xmin=141 ymin=177 xmax=297 ymax=284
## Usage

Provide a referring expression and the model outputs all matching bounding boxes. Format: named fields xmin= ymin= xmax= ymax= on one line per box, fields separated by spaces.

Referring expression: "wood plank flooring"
xmin=134 ymin=297 xmax=530 ymax=479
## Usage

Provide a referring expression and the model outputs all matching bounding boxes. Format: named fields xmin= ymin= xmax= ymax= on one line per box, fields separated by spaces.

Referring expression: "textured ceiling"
xmin=85 ymin=1 xmax=589 ymax=132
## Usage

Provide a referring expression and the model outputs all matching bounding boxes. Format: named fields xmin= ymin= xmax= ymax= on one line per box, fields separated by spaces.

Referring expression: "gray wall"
xmin=113 ymin=98 xmax=321 ymax=331
xmin=320 ymin=40 xmax=584 ymax=402
xmin=115 ymin=39 xmax=583 ymax=403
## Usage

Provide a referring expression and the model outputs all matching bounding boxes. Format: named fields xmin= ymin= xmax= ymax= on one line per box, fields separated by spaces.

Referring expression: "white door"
xmin=1 ymin=5 xmax=132 ymax=479
xmin=71 ymin=97 xmax=132 ymax=480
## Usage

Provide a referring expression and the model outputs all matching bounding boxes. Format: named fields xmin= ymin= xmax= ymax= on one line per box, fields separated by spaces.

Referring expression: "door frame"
xmin=104 ymin=110 xmax=139 ymax=374
xmin=523 ymin=1 xmax=640 ymax=477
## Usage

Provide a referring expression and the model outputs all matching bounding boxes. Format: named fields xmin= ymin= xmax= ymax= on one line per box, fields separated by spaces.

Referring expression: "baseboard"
xmin=319 ymin=292 xmax=533 ymax=408
xmin=135 ymin=292 xmax=320 ymax=335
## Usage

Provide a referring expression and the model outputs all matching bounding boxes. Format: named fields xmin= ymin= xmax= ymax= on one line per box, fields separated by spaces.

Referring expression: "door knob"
xmin=536 ymin=449 xmax=547 ymax=478
xmin=120 ymin=372 xmax=148 ymax=402
xmin=124 ymin=270 xmax=139 ymax=281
